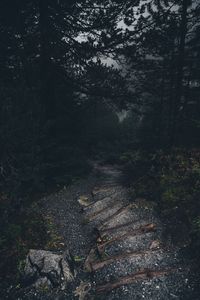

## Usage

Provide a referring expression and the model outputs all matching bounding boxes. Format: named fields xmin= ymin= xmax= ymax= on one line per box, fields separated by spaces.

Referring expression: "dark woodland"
xmin=0 ymin=0 xmax=200 ymax=299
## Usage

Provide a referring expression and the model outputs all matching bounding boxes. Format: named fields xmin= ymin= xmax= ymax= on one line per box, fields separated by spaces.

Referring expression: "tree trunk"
xmin=158 ymin=66 xmax=165 ymax=146
xmin=39 ymin=0 xmax=55 ymax=121
xmin=171 ymin=0 xmax=189 ymax=145
xmin=167 ymin=44 xmax=176 ymax=146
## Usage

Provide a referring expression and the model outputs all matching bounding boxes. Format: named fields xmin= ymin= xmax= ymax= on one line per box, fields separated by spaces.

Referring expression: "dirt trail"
xmin=15 ymin=163 xmax=198 ymax=299
xmin=77 ymin=164 xmax=197 ymax=299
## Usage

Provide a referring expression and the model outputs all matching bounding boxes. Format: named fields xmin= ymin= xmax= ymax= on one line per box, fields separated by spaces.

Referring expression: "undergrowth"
xmin=0 ymin=152 xmax=92 ymax=295
xmin=121 ymin=148 xmax=200 ymax=255
xmin=0 ymin=196 xmax=66 ymax=295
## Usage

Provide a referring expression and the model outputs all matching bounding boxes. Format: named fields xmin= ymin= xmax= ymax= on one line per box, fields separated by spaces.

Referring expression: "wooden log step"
xmin=86 ymin=202 xmax=124 ymax=223
xmin=97 ymin=223 xmax=157 ymax=254
xmin=95 ymin=268 xmax=177 ymax=294
xmin=90 ymin=248 xmax=160 ymax=272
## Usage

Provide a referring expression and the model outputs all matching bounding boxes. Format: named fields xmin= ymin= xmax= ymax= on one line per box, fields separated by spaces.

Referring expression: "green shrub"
xmin=123 ymin=148 xmax=200 ymax=252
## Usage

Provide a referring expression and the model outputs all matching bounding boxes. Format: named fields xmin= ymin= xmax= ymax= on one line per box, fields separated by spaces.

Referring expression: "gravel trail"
xmin=14 ymin=163 xmax=199 ymax=299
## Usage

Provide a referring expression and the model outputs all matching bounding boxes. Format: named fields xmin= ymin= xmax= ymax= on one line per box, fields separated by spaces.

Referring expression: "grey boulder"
xmin=23 ymin=249 xmax=75 ymax=290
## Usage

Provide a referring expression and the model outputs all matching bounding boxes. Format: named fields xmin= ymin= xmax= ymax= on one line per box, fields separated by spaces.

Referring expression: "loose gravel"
xmin=11 ymin=163 xmax=200 ymax=300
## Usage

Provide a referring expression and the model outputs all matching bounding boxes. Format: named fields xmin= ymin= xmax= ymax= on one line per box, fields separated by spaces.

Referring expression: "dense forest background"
xmin=0 ymin=0 xmax=200 ymax=294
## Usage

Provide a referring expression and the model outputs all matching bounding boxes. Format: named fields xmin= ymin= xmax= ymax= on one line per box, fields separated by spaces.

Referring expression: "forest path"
xmin=40 ymin=163 xmax=196 ymax=300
